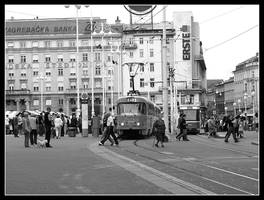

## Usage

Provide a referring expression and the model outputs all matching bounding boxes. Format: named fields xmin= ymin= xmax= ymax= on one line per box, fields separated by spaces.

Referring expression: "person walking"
xmin=22 ymin=111 xmax=32 ymax=148
xmin=208 ymin=115 xmax=217 ymax=138
xmin=17 ymin=113 xmax=23 ymax=136
xmin=44 ymin=107 xmax=53 ymax=147
xmin=224 ymin=115 xmax=239 ymax=143
xmin=99 ymin=108 xmax=117 ymax=146
xmin=175 ymin=114 xmax=183 ymax=139
xmin=153 ymin=113 xmax=166 ymax=147
xmin=78 ymin=115 xmax=82 ymax=134
xmin=60 ymin=114 xmax=65 ymax=137
xmin=29 ymin=114 xmax=38 ymax=146
xmin=54 ymin=115 xmax=63 ymax=139
xmin=13 ymin=115 xmax=19 ymax=137
xmin=5 ymin=115 xmax=10 ymax=135
xmin=176 ymin=114 xmax=189 ymax=141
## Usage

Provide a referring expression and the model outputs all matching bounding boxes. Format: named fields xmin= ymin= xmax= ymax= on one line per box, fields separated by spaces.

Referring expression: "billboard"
xmin=124 ymin=5 xmax=156 ymax=15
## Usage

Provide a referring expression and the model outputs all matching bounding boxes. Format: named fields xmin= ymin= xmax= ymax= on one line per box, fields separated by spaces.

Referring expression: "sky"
xmin=5 ymin=4 xmax=259 ymax=81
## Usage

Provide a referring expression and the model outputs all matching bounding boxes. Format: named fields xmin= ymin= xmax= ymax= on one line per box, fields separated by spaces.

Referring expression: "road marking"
xmin=88 ymin=143 xmax=215 ymax=195
xmin=160 ymin=151 xmax=174 ymax=155
xmin=252 ymin=168 xmax=258 ymax=171
xmin=182 ymin=157 xmax=197 ymax=161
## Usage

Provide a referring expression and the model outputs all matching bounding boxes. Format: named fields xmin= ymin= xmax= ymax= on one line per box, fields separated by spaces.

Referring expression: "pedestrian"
xmin=254 ymin=112 xmax=258 ymax=133
xmin=153 ymin=113 xmax=166 ymax=147
xmin=99 ymin=108 xmax=117 ymax=146
xmin=175 ymin=113 xmax=183 ymax=139
xmin=37 ymin=113 xmax=45 ymax=136
xmin=17 ymin=113 xmax=23 ymax=136
xmin=51 ymin=113 xmax=56 ymax=138
xmin=92 ymin=114 xmax=100 ymax=137
xmin=5 ymin=115 xmax=10 ymax=135
xmin=64 ymin=116 xmax=68 ymax=135
xmin=29 ymin=114 xmax=38 ymax=146
xmin=44 ymin=107 xmax=53 ymax=147
xmin=208 ymin=115 xmax=217 ymax=138
xmin=78 ymin=115 xmax=82 ymax=134
xmin=54 ymin=114 xmax=63 ymax=139
xmin=204 ymin=117 xmax=209 ymax=134
xmin=13 ymin=115 xmax=19 ymax=137
xmin=176 ymin=114 xmax=189 ymax=141
xmin=224 ymin=115 xmax=239 ymax=143
xmin=60 ymin=114 xmax=65 ymax=137
xmin=22 ymin=111 xmax=32 ymax=148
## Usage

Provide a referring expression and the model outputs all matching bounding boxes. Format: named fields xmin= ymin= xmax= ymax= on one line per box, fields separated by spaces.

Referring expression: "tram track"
xmin=109 ymin=138 xmax=258 ymax=195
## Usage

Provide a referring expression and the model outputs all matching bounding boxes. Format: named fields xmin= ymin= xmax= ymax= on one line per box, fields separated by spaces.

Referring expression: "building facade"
xmin=233 ymin=53 xmax=259 ymax=115
xmin=5 ymin=17 xmax=123 ymax=116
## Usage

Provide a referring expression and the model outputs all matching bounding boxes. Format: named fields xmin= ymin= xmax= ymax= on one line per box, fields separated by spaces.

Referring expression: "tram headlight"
xmin=136 ymin=122 xmax=140 ymax=126
xmin=121 ymin=122 xmax=124 ymax=126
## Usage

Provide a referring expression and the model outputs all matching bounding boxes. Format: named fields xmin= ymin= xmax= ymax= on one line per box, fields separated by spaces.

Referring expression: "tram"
xmin=116 ymin=94 xmax=161 ymax=136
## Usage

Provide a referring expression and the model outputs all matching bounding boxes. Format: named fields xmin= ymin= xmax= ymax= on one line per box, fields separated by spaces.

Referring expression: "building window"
xmin=83 ymin=81 xmax=89 ymax=89
xmin=129 ymin=38 xmax=134 ymax=44
xmin=45 ymin=41 xmax=51 ymax=48
xmin=139 ymin=38 xmax=143 ymax=44
xmin=108 ymin=69 xmax=112 ymax=75
xmin=95 ymin=79 xmax=102 ymax=88
xmin=70 ymin=55 xmax=76 ymax=62
xmin=45 ymin=84 xmax=51 ymax=91
xmin=95 ymin=65 xmax=101 ymax=75
xmin=21 ymin=72 xmax=26 ymax=77
xmin=70 ymin=82 xmax=76 ymax=89
xmin=7 ymin=42 xmax=14 ymax=48
xmin=46 ymin=99 xmax=52 ymax=105
xmin=140 ymin=78 xmax=144 ymax=88
xmin=8 ymin=56 xmax=14 ymax=63
xmin=32 ymin=41 xmax=39 ymax=47
xmin=20 ymin=41 xmax=26 ymax=48
xmin=46 ymin=71 xmax=51 ymax=76
xmin=57 ymin=55 xmax=63 ymax=62
xmin=140 ymin=64 xmax=144 ymax=72
xmin=150 ymin=49 xmax=154 ymax=57
xmin=58 ymin=68 xmax=63 ymax=76
xmin=244 ymin=82 xmax=247 ymax=92
xmin=129 ymin=65 xmax=133 ymax=72
xmin=252 ymin=83 xmax=255 ymax=91
xmin=9 ymin=84 xmax=14 ymax=90
xmin=58 ymin=86 xmax=64 ymax=91
xmin=33 ymin=100 xmax=39 ymax=106
xmin=150 ymin=78 xmax=155 ymax=87
xmin=57 ymin=40 xmax=63 ymax=47
xmin=45 ymin=55 xmax=51 ymax=62
xmin=33 ymin=86 xmax=39 ymax=91
xmin=107 ymin=55 xmax=111 ymax=62
xmin=69 ymin=40 xmax=76 ymax=47
xmin=21 ymin=55 xmax=26 ymax=63
xmin=21 ymin=82 xmax=27 ymax=90
xmin=83 ymin=53 xmax=88 ymax=61
xmin=9 ymin=72 xmax=14 ymax=77
xmin=150 ymin=63 xmax=154 ymax=72
xmin=83 ymin=69 xmax=88 ymax=75
xmin=33 ymin=55 xmax=39 ymax=63
xmin=33 ymin=71 xmax=38 ymax=76
xmin=95 ymin=52 xmax=101 ymax=61
xmin=150 ymin=95 xmax=155 ymax=102
xmin=59 ymin=99 xmax=63 ymax=105
xmin=140 ymin=49 xmax=144 ymax=57
xmin=129 ymin=52 xmax=133 ymax=58
xmin=70 ymin=68 xmax=76 ymax=76
xmin=149 ymin=37 xmax=154 ymax=44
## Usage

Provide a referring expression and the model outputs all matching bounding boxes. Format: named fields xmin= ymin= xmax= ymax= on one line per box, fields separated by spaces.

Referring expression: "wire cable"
xmin=204 ymin=24 xmax=258 ymax=52
xmin=5 ymin=9 xmax=48 ymax=19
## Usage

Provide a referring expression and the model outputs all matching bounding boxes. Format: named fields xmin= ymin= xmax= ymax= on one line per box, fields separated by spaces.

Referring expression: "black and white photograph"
xmin=4 ymin=4 xmax=259 ymax=196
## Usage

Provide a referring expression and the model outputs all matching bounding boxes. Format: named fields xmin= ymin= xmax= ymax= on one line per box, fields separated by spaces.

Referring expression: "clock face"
xmin=124 ymin=5 xmax=157 ymax=16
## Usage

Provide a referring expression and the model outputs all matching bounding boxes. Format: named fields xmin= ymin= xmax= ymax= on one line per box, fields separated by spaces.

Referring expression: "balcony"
xmin=123 ymin=43 xmax=137 ymax=50
xmin=5 ymin=89 xmax=31 ymax=95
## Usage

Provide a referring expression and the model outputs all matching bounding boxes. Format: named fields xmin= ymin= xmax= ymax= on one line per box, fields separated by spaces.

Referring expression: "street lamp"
xmin=233 ymin=102 xmax=236 ymax=116
xmin=224 ymin=106 xmax=227 ymax=115
xmin=244 ymin=92 xmax=248 ymax=114
xmin=238 ymin=99 xmax=241 ymax=113
xmin=251 ymin=90 xmax=255 ymax=115
xmin=64 ymin=5 xmax=89 ymax=117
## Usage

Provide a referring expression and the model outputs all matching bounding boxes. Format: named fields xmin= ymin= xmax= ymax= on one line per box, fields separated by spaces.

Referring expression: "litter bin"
xmin=68 ymin=127 xmax=76 ymax=137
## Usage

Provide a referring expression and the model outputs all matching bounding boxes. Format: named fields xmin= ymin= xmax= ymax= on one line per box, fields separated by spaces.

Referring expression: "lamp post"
xmin=65 ymin=5 xmax=89 ymax=118
xmin=244 ymin=92 xmax=248 ymax=114
xmin=233 ymin=102 xmax=236 ymax=116
xmin=224 ymin=106 xmax=227 ymax=115
xmin=238 ymin=99 xmax=241 ymax=113
xmin=37 ymin=72 xmax=47 ymax=112
xmin=251 ymin=90 xmax=255 ymax=115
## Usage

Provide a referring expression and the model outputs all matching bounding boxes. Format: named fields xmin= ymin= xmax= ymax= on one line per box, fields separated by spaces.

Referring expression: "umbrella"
xmin=8 ymin=111 xmax=20 ymax=119
xmin=24 ymin=110 xmax=40 ymax=117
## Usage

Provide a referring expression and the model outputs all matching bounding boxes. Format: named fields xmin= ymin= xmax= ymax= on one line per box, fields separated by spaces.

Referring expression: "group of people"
xmin=5 ymin=107 xmax=83 ymax=148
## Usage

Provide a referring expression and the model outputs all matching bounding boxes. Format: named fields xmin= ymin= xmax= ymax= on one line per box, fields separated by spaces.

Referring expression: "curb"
xmin=251 ymin=141 xmax=259 ymax=145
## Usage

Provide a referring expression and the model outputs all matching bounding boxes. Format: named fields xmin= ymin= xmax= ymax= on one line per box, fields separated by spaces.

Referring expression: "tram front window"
xmin=183 ymin=109 xmax=199 ymax=121
xmin=118 ymin=103 xmax=146 ymax=115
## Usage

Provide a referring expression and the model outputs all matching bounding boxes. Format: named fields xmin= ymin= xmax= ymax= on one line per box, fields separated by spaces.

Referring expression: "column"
xmin=66 ymin=98 xmax=69 ymax=116
xmin=16 ymin=99 xmax=20 ymax=111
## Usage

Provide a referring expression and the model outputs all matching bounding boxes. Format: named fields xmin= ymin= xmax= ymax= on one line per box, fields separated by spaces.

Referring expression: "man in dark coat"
xmin=44 ymin=107 xmax=53 ymax=147
xmin=224 ymin=115 xmax=239 ymax=143
xmin=176 ymin=114 xmax=189 ymax=141
xmin=153 ymin=113 xmax=166 ymax=147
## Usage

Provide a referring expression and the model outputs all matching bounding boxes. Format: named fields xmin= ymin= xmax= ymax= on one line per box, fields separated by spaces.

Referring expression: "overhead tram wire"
xmin=204 ymin=24 xmax=258 ymax=52
xmin=133 ymin=6 xmax=167 ymax=24
xmin=5 ymin=10 xmax=48 ymax=19
xmin=200 ymin=6 xmax=244 ymax=24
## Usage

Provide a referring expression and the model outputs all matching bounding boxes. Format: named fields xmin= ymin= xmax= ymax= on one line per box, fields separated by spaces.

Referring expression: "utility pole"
xmin=162 ymin=6 xmax=169 ymax=136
